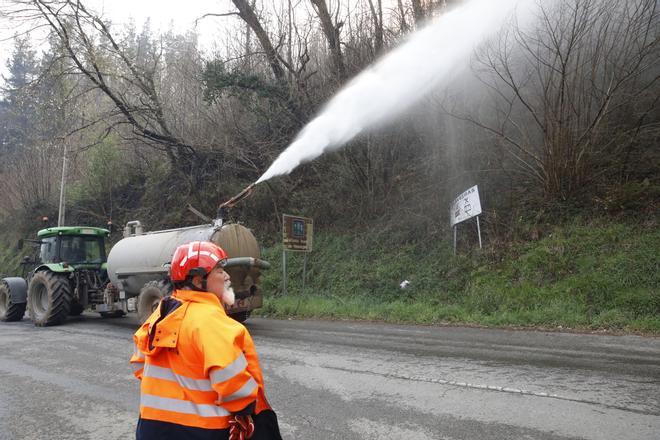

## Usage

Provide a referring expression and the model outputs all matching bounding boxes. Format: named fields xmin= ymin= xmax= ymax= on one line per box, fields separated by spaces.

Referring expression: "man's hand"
xmin=229 ymin=414 xmax=255 ymax=440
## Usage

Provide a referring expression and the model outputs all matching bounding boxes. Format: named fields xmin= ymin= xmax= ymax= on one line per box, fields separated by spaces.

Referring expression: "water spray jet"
xmin=253 ymin=0 xmax=531 ymax=186
xmin=219 ymin=0 xmax=532 ymax=211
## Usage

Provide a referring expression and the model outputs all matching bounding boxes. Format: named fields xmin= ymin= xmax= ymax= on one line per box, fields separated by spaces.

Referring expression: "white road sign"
xmin=450 ymin=185 xmax=482 ymax=226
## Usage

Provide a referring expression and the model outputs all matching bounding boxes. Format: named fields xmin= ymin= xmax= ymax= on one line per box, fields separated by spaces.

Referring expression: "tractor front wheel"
xmin=0 ymin=281 xmax=27 ymax=322
xmin=27 ymin=271 xmax=72 ymax=326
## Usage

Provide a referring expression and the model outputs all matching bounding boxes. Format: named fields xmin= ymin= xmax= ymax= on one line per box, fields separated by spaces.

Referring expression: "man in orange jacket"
xmin=130 ymin=241 xmax=282 ymax=440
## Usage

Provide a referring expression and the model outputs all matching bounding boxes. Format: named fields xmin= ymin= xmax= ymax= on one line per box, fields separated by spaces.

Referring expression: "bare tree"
xmin=458 ymin=0 xmax=660 ymax=200
xmin=410 ymin=0 xmax=425 ymax=25
xmin=229 ymin=0 xmax=288 ymax=81
xmin=0 ymin=144 xmax=61 ymax=215
xmin=309 ymin=0 xmax=347 ymax=80
xmin=4 ymin=0 xmax=199 ymax=171
xmin=396 ymin=0 xmax=410 ymax=33
xmin=367 ymin=0 xmax=384 ymax=54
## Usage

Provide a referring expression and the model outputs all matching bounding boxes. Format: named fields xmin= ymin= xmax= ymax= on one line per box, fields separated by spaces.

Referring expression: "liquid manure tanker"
xmin=107 ymin=186 xmax=268 ymax=323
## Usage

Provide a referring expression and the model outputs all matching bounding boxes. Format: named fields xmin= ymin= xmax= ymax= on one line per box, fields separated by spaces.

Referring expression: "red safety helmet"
xmin=170 ymin=241 xmax=228 ymax=282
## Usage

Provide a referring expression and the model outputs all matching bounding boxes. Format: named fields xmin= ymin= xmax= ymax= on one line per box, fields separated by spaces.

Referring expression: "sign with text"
xmin=450 ymin=185 xmax=482 ymax=226
xmin=283 ymin=214 xmax=313 ymax=252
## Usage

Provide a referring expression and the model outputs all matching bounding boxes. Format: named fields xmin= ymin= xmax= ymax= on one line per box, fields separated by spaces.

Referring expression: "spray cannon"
xmin=220 ymin=183 xmax=256 ymax=209
xmin=105 ymin=180 xmax=269 ymax=324
xmin=216 ymin=182 xmax=257 ymax=224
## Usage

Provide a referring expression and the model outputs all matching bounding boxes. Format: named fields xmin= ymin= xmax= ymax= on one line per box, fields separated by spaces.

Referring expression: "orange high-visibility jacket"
xmin=130 ymin=289 xmax=272 ymax=430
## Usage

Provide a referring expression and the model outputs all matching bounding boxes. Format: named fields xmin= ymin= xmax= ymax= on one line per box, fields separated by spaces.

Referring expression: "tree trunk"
xmin=231 ymin=0 xmax=286 ymax=81
xmin=309 ymin=0 xmax=346 ymax=81
xmin=411 ymin=0 xmax=424 ymax=25
xmin=397 ymin=0 xmax=409 ymax=33
xmin=367 ymin=0 xmax=384 ymax=55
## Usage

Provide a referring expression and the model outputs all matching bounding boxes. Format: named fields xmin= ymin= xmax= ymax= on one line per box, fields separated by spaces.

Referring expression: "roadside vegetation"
xmin=257 ymin=219 xmax=660 ymax=333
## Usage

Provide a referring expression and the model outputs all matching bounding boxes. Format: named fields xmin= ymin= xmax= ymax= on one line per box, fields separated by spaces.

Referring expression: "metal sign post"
xmin=282 ymin=249 xmax=287 ymax=295
xmin=57 ymin=143 xmax=67 ymax=227
xmin=282 ymin=214 xmax=314 ymax=294
xmin=476 ymin=216 xmax=482 ymax=249
xmin=302 ymin=253 xmax=308 ymax=294
xmin=450 ymin=185 xmax=483 ymax=254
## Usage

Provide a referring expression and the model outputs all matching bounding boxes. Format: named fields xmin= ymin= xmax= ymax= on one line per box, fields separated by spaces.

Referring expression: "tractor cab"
xmin=37 ymin=227 xmax=109 ymax=268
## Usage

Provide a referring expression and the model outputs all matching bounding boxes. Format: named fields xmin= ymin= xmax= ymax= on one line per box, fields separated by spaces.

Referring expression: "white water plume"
xmin=256 ymin=0 xmax=531 ymax=185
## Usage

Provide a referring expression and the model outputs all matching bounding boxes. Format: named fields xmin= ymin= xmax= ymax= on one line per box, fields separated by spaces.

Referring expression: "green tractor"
xmin=0 ymin=226 xmax=115 ymax=326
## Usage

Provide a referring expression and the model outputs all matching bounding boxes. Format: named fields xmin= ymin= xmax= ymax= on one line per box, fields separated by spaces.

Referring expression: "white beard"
xmin=221 ymin=282 xmax=235 ymax=306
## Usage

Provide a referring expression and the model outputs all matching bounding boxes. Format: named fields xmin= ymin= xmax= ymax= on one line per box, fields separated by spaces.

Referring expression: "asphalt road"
xmin=0 ymin=314 xmax=658 ymax=439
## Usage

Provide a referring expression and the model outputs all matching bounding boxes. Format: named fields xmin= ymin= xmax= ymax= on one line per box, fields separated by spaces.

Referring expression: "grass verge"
xmin=255 ymin=218 xmax=660 ymax=334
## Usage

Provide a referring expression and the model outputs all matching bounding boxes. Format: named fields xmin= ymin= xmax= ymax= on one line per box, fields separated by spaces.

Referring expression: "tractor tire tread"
xmin=2 ymin=302 xmax=27 ymax=322
xmin=0 ymin=282 xmax=26 ymax=322
xmin=28 ymin=272 xmax=72 ymax=327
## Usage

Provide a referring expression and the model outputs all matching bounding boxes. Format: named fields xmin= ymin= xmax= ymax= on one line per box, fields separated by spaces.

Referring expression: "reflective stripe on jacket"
xmin=129 ymin=289 xmax=271 ymax=430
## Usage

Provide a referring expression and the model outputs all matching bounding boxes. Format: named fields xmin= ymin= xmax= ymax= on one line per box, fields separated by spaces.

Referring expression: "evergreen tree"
xmin=0 ymin=35 xmax=40 ymax=156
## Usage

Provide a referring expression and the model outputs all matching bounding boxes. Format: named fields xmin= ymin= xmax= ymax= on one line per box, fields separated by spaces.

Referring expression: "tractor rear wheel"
xmin=0 ymin=281 xmax=26 ymax=322
xmin=137 ymin=281 xmax=170 ymax=323
xmin=27 ymin=271 xmax=72 ymax=326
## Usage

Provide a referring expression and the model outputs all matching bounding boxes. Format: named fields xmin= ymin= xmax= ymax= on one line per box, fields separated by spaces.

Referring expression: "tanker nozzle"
xmin=215 ymin=182 xmax=257 ymax=229
xmin=218 ymin=182 xmax=257 ymax=213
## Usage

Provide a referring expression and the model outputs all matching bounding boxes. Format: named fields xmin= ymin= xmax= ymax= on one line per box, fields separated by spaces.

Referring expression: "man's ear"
xmin=191 ymin=275 xmax=204 ymax=289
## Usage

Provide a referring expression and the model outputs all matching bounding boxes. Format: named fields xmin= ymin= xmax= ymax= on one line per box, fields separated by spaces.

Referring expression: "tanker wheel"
xmin=69 ymin=302 xmax=84 ymax=316
xmin=0 ymin=282 xmax=26 ymax=322
xmin=27 ymin=271 xmax=72 ymax=327
xmin=137 ymin=281 xmax=166 ymax=323
xmin=229 ymin=311 xmax=251 ymax=323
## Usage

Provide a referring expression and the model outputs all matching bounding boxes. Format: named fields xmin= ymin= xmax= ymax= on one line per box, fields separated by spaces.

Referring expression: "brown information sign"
xmin=282 ymin=214 xmax=313 ymax=252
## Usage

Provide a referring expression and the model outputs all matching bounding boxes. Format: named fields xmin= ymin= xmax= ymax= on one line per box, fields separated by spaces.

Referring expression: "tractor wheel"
xmin=229 ymin=311 xmax=251 ymax=323
xmin=137 ymin=281 xmax=170 ymax=323
xmin=27 ymin=271 xmax=72 ymax=326
xmin=0 ymin=281 xmax=27 ymax=322
xmin=69 ymin=302 xmax=84 ymax=316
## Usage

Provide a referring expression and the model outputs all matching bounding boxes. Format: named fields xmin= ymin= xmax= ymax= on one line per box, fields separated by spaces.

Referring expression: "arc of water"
xmin=256 ymin=0 xmax=529 ymax=185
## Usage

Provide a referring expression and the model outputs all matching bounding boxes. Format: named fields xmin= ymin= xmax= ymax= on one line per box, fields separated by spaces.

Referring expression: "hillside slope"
xmin=257 ymin=219 xmax=660 ymax=333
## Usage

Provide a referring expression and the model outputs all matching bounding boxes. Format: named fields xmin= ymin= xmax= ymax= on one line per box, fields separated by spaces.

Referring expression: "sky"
xmin=89 ymin=0 xmax=222 ymax=36
xmin=0 ymin=0 xmax=230 ymax=84
xmin=0 ymin=0 xmax=402 ymax=86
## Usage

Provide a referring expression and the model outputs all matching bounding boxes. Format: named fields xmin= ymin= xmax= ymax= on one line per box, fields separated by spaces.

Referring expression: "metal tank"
xmin=106 ymin=219 xmax=269 ymax=321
